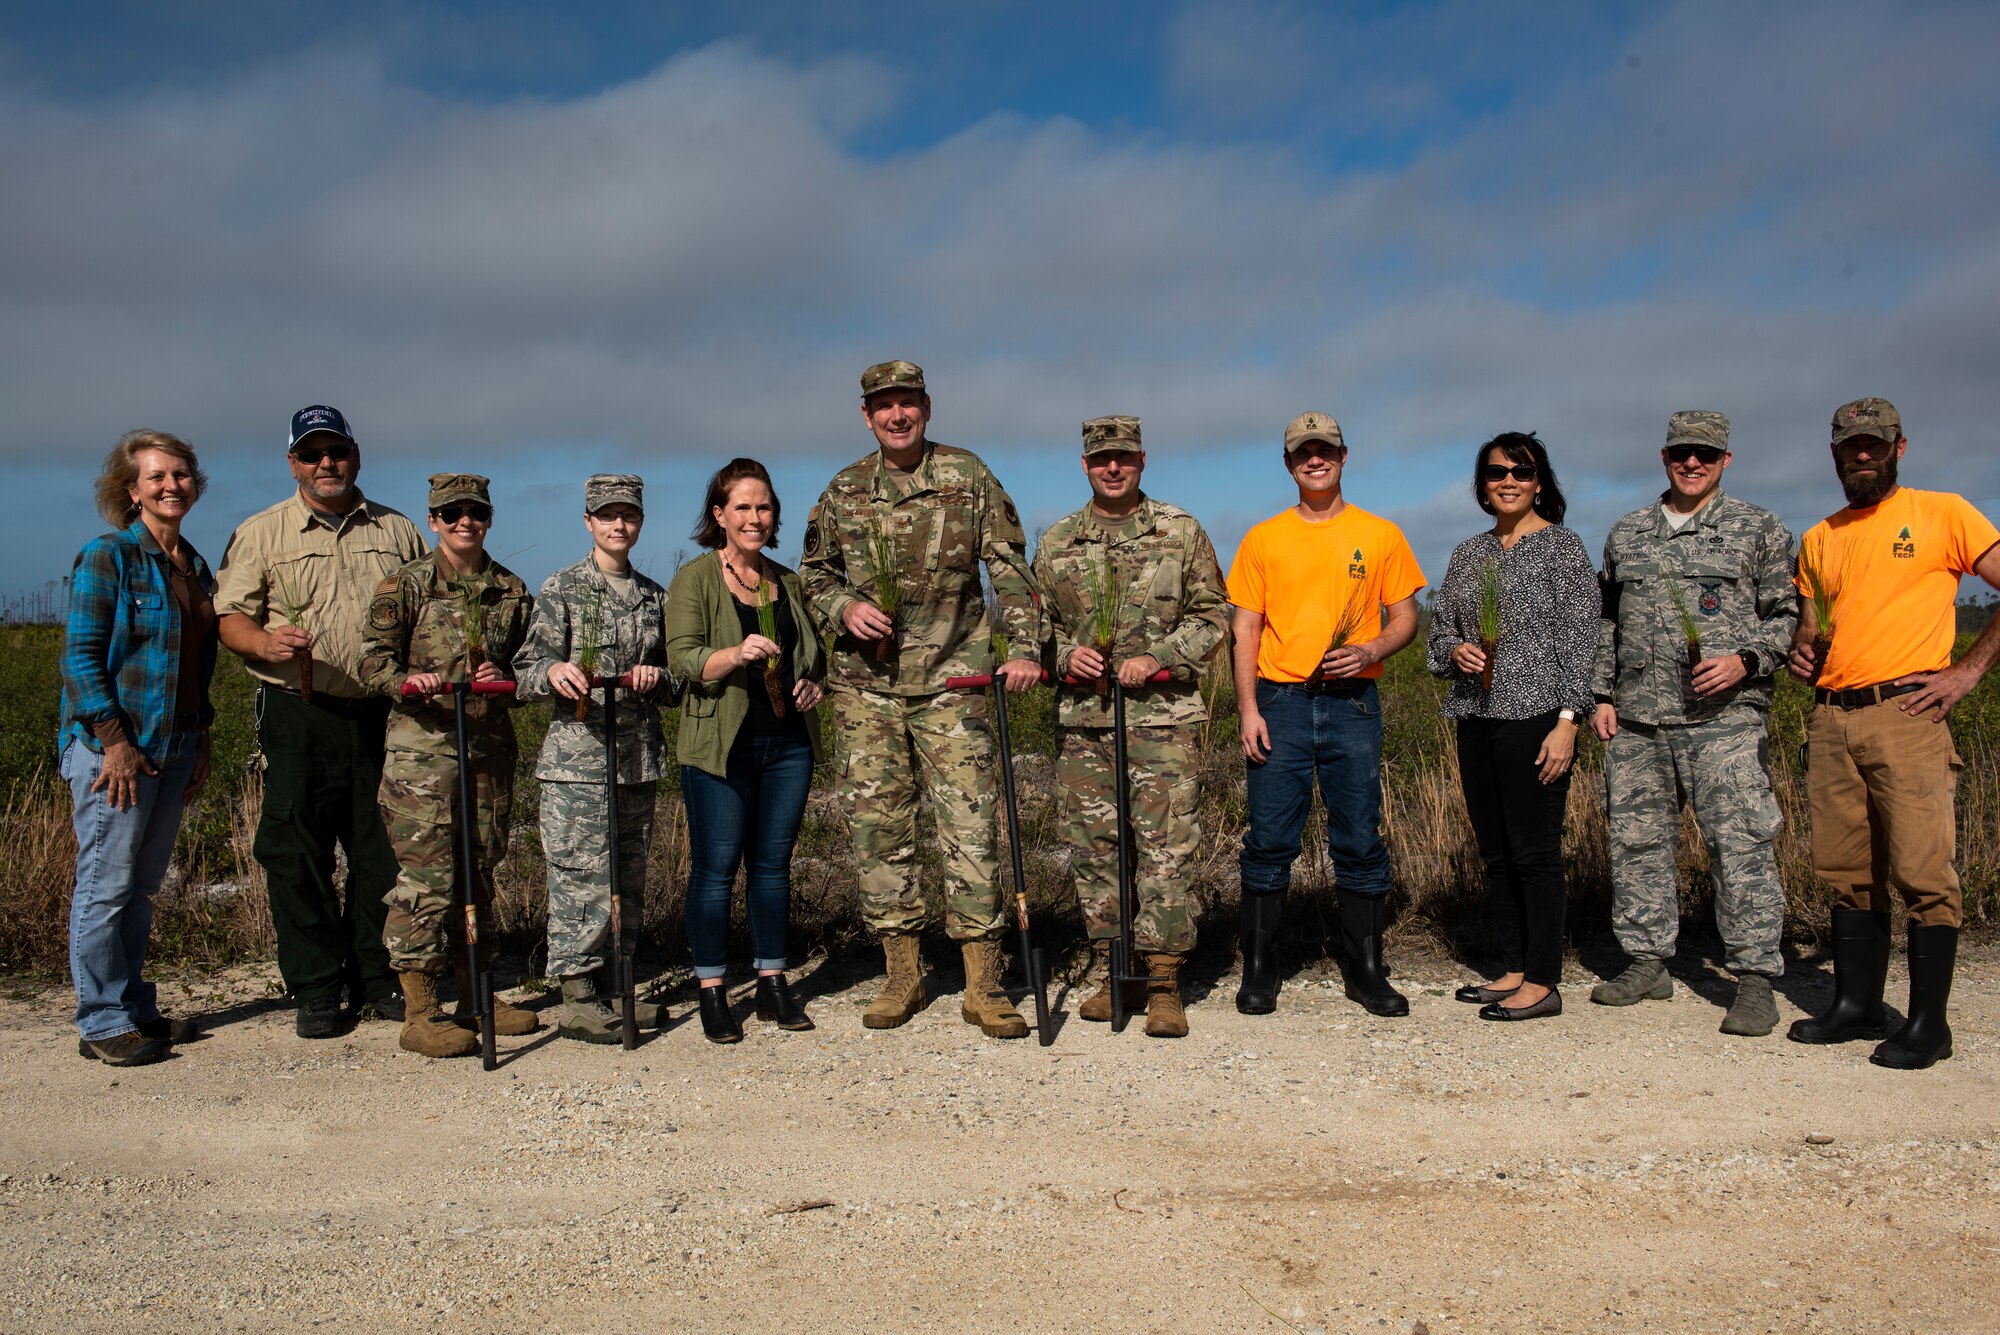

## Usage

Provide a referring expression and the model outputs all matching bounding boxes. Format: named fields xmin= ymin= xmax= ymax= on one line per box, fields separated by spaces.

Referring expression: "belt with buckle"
xmin=1265 ymin=677 xmax=1370 ymax=699
xmin=268 ymin=685 xmax=384 ymax=716
xmin=1813 ymin=680 xmax=1923 ymax=710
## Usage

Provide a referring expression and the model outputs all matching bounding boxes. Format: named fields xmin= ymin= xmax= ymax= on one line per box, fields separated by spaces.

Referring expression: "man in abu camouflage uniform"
xmin=1589 ymin=412 xmax=1798 ymax=1035
xmin=513 ymin=474 xmax=675 ymax=1042
xmin=360 ymin=473 xmax=542 ymax=1058
xmin=1032 ymin=416 xmax=1228 ymax=1038
xmin=799 ymin=360 xmax=1050 ymax=1037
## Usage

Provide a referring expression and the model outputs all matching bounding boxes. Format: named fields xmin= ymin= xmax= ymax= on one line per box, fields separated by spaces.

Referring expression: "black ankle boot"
xmin=1871 ymin=924 xmax=1956 ymax=1070
xmin=1235 ymin=892 xmax=1284 ymax=1015
xmin=754 ymin=974 xmax=814 ymax=1031
xmin=1788 ymin=908 xmax=1893 ymax=1044
xmin=1338 ymin=890 xmax=1408 ymax=1017
xmin=697 ymin=985 xmax=743 ymax=1044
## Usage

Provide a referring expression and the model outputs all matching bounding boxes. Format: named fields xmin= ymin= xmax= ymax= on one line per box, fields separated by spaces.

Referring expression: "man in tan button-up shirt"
xmin=215 ymin=405 xmax=426 ymax=1038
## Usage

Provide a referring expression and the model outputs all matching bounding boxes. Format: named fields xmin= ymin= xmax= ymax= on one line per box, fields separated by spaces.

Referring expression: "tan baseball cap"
xmin=1832 ymin=397 xmax=1902 ymax=445
xmin=1081 ymin=416 xmax=1143 ymax=456
xmin=1283 ymin=412 xmax=1345 ymax=456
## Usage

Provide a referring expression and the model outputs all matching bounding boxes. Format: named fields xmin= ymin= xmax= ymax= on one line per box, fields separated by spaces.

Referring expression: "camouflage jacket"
xmin=1592 ymin=490 xmax=1797 ymax=727
xmin=1031 ymin=495 xmax=1229 ymax=728
xmin=512 ymin=555 xmax=674 ymax=784
xmin=359 ymin=551 xmax=532 ymax=759
xmin=800 ymin=442 xmax=1049 ymax=697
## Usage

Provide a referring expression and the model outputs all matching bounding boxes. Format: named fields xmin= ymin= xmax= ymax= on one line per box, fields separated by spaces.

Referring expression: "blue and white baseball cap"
xmin=288 ymin=404 xmax=356 ymax=449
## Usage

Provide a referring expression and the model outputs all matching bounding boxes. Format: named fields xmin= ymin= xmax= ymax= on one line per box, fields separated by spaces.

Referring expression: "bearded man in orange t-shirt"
xmin=1786 ymin=397 xmax=2000 ymax=1070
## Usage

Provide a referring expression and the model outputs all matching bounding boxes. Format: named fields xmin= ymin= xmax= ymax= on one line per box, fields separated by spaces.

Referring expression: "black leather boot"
xmin=1787 ymin=908 xmax=1893 ymax=1044
xmin=1338 ymin=890 xmax=1408 ymax=1017
xmin=1871 ymin=924 xmax=1956 ymax=1070
xmin=697 ymin=984 xmax=743 ymax=1044
xmin=754 ymin=973 xmax=814 ymax=1031
xmin=1235 ymin=892 xmax=1284 ymax=1015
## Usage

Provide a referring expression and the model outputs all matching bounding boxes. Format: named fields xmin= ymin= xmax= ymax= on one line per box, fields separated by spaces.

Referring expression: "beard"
xmin=1840 ymin=449 xmax=1899 ymax=507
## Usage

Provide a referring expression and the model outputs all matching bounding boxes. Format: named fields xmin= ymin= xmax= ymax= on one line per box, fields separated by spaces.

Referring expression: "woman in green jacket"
xmin=666 ymin=458 xmax=825 ymax=1042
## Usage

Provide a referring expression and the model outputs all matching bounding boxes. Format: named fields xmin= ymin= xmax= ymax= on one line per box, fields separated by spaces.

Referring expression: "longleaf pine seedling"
xmin=574 ymin=581 xmax=606 ymax=721
xmin=1798 ymin=543 xmax=1838 ymax=685
xmin=1088 ymin=552 xmax=1118 ymax=697
xmin=865 ymin=523 xmax=903 ymax=662
xmin=1664 ymin=557 xmax=1703 ymax=696
xmin=271 ymin=567 xmax=314 ymax=703
xmin=1475 ymin=558 xmax=1503 ymax=693
xmin=453 ymin=574 xmax=490 ymax=674
xmin=1319 ymin=582 xmax=1374 ymax=682
xmin=755 ymin=577 xmax=788 ymax=718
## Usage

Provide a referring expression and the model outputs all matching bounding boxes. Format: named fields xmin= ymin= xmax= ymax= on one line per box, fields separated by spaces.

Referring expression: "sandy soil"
xmin=2 ymin=945 xmax=1997 ymax=1335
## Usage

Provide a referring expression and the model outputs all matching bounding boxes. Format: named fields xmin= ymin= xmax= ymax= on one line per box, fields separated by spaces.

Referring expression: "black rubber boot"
xmin=1871 ymin=924 xmax=1956 ymax=1070
xmin=1787 ymin=908 xmax=1893 ymax=1044
xmin=1235 ymin=892 xmax=1284 ymax=1015
xmin=1338 ymin=890 xmax=1408 ymax=1017
xmin=697 ymin=985 xmax=743 ymax=1044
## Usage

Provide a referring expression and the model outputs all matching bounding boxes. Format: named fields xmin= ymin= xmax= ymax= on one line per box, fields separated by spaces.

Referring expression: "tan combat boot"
xmin=399 ymin=971 xmax=478 ymax=1059
xmin=592 ymin=964 xmax=665 ymax=1029
xmin=1143 ymin=953 xmax=1189 ymax=1038
xmin=960 ymin=938 xmax=1028 ymax=1039
xmin=863 ymin=933 xmax=928 ymax=1030
xmin=1078 ymin=940 xmax=1147 ymax=1023
xmin=454 ymin=962 xmax=543 ymax=1037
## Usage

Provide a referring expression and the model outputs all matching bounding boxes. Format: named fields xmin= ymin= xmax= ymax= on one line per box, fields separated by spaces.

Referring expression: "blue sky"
xmin=4 ymin=0 xmax=1998 ymax=604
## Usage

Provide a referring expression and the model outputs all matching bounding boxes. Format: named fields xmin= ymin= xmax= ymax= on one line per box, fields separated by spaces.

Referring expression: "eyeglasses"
xmin=433 ymin=503 xmax=492 ymax=525
xmin=290 ymin=442 xmax=354 ymax=465
xmin=1665 ymin=444 xmax=1726 ymax=465
xmin=1482 ymin=463 xmax=1538 ymax=483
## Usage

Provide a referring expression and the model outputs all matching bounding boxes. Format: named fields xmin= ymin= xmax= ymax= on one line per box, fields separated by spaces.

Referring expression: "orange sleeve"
xmin=1227 ymin=526 xmax=1267 ymax=614
xmin=1941 ymin=494 xmax=2000 ymax=575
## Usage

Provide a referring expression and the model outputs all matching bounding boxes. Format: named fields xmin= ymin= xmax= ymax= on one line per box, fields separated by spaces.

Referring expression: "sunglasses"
xmin=1483 ymin=463 xmax=1537 ymax=483
xmin=1665 ymin=444 xmax=1726 ymax=465
xmin=290 ymin=442 xmax=354 ymax=465
xmin=432 ymin=503 xmax=492 ymax=525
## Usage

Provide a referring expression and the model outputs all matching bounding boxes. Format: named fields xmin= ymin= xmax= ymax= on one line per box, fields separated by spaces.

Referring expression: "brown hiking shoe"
xmin=1143 ymin=953 xmax=1189 ymax=1038
xmin=453 ymin=963 xmax=543 ymax=1037
xmin=863 ymin=933 xmax=928 ymax=1030
xmin=79 ymin=1030 xmax=168 ymax=1066
xmin=1078 ymin=941 xmax=1145 ymax=1023
xmin=399 ymin=972 xmax=478 ymax=1059
xmin=960 ymin=938 xmax=1028 ymax=1039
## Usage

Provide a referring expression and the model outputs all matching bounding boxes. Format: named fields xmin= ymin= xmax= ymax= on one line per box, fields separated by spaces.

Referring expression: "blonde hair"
xmin=94 ymin=430 xmax=207 ymax=527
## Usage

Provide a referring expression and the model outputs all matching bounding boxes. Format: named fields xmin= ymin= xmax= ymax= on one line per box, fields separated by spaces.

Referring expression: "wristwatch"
xmin=1738 ymin=649 xmax=1761 ymax=677
xmin=1558 ymin=707 xmax=1578 ymax=722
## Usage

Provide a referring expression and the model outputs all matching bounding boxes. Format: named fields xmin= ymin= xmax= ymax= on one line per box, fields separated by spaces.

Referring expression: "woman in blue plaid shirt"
xmin=57 ymin=431 xmax=218 ymax=1067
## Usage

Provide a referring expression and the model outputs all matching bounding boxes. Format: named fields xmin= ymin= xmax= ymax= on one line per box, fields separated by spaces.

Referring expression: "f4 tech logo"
xmin=1892 ymin=525 xmax=1916 ymax=559
xmin=1347 ymin=547 xmax=1367 ymax=578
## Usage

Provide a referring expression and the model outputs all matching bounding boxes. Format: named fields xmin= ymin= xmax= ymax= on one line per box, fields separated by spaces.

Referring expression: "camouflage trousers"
xmin=1058 ymin=725 xmax=1199 ymax=954
xmin=1605 ymin=718 xmax=1785 ymax=976
xmin=377 ymin=745 xmax=515 ymax=974
xmin=831 ymin=684 xmax=1002 ymax=941
xmin=540 ymin=779 xmax=657 ymax=979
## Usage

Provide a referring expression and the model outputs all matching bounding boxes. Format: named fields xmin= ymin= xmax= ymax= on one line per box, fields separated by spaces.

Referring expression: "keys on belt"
xmin=1813 ymin=680 xmax=1924 ymax=709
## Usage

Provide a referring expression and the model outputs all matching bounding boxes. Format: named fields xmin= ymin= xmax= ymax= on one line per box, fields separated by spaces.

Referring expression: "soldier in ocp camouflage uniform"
xmin=1589 ymin=412 xmax=1798 ymax=1036
xmin=359 ymin=473 xmax=541 ymax=1058
xmin=799 ymin=360 xmax=1051 ymax=1037
xmin=513 ymin=474 xmax=676 ymax=1043
xmin=1033 ymin=416 xmax=1229 ymax=1038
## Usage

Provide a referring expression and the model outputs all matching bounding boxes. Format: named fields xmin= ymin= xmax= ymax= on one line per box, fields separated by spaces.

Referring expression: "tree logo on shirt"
xmin=1348 ymin=547 xmax=1366 ymax=579
xmin=1893 ymin=525 xmax=1915 ymax=559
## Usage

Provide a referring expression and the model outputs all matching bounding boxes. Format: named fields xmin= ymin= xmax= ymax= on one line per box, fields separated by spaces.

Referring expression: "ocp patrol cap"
xmin=1081 ymin=416 xmax=1143 ymax=456
xmin=860 ymin=360 xmax=926 ymax=399
xmin=427 ymin=473 xmax=491 ymax=510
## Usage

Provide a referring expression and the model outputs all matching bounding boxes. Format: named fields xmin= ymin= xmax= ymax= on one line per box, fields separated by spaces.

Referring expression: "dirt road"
xmin=3 ymin=948 xmax=1997 ymax=1333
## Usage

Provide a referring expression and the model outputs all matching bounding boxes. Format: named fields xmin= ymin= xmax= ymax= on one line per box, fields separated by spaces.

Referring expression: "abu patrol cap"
xmin=1081 ymin=416 xmax=1143 ymax=457
xmin=860 ymin=360 xmax=926 ymax=400
xmin=1282 ymin=411 xmax=1345 ymax=457
xmin=1832 ymin=397 xmax=1902 ymax=445
xmin=427 ymin=472 xmax=491 ymax=510
xmin=585 ymin=473 xmax=644 ymax=514
xmin=1664 ymin=410 xmax=1731 ymax=451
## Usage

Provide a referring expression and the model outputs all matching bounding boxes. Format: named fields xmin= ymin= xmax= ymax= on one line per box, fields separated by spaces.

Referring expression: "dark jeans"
xmin=253 ymin=687 xmax=401 ymax=1006
xmin=1240 ymin=679 xmax=1390 ymax=899
xmin=1457 ymin=712 xmax=1570 ymax=987
xmin=682 ymin=729 xmax=813 ymax=978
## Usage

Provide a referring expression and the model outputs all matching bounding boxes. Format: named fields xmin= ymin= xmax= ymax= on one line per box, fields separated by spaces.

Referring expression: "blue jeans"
xmin=682 ymin=730 xmax=813 ymax=978
xmin=1240 ymin=680 xmax=1390 ymax=899
xmin=63 ymin=733 xmax=201 ymax=1041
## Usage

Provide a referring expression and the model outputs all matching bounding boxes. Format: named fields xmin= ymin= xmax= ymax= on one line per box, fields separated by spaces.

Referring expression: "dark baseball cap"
xmin=289 ymin=405 xmax=355 ymax=450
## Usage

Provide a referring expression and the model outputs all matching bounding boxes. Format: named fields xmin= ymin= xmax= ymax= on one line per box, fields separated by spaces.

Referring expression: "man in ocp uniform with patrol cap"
xmin=1032 ymin=416 xmax=1229 ymax=1037
xmin=1589 ymin=410 xmax=1797 ymax=1036
xmin=799 ymin=360 xmax=1050 ymax=1037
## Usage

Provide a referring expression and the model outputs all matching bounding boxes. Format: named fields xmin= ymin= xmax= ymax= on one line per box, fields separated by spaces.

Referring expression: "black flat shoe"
xmin=1478 ymin=988 xmax=1562 ymax=1021
xmin=1455 ymin=982 xmax=1520 ymax=1005
xmin=697 ymin=986 xmax=743 ymax=1044
xmin=754 ymin=974 xmax=814 ymax=1031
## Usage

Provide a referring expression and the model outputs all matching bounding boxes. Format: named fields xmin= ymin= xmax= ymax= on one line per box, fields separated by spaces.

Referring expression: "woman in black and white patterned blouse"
xmin=1427 ymin=432 xmax=1599 ymax=1022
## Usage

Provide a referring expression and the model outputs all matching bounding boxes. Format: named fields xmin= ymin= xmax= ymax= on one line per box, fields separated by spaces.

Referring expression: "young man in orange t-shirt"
xmin=1786 ymin=397 xmax=2000 ymax=1071
xmin=1226 ymin=412 xmax=1426 ymax=1017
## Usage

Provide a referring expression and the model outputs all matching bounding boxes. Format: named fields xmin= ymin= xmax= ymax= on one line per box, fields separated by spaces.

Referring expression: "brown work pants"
xmin=1807 ymin=699 xmax=1963 ymax=927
